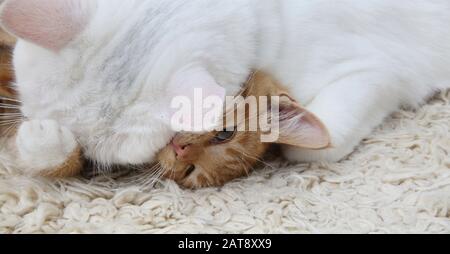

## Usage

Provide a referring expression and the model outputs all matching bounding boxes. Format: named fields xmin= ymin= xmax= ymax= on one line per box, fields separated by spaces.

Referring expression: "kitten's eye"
xmin=184 ymin=165 xmax=196 ymax=178
xmin=211 ymin=128 xmax=237 ymax=144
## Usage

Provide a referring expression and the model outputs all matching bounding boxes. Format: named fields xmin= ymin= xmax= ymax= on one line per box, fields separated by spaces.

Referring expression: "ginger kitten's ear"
xmin=0 ymin=0 xmax=93 ymax=51
xmin=273 ymin=95 xmax=331 ymax=149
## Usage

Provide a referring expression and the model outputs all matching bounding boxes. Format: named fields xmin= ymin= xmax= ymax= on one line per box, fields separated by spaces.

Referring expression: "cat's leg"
xmin=16 ymin=120 xmax=83 ymax=177
xmin=284 ymin=74 xmax=402 ymax=162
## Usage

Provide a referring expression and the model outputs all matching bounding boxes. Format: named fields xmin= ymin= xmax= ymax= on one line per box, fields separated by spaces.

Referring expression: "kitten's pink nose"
xmin=171 ymin=140 xmax=192 ymax=159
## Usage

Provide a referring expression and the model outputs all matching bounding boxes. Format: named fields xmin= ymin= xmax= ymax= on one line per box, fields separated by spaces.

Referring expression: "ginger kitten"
xmin=157 ymin=72 xmax=329 ymax=189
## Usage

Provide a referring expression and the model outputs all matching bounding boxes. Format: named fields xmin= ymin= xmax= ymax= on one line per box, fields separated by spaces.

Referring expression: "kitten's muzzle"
xmin=171 ymin=139 xmax=193 ymax=161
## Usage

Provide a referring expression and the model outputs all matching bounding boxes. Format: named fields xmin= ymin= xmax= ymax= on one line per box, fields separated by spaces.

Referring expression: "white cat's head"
xmin=0 ymin=0 xmax=236 ymax=165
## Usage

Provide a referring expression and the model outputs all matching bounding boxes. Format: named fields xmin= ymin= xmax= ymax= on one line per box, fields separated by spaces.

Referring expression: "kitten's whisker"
xmin=139 ymin=169 xmax=162 ymax=188
xmin=0 ymin=119 xmax=23 ymax=123
xmin=0 ymin=112 xmax=22 ymax=115
xmin=241 ymin=151 xmax=276 ymax=171
xmin=135 ymin=169 xmax=158 ymax=185
xmin=3 ymin=124 xmax=18 ymax=136
xmin=0 ymin=120 xmax=21 ymax=126
xmin=0 ymin=119 xmax=21 ymax=123
xmin=169 ymin=167 xmax=176 ymax=183
xmin=2 ymin=119 xmax=17 ymax=129
xmin=0 ymin=104 xmax=20 ymax=109
xmin=0 ymin=111 xmax=22 ymax=115
xmin=0 ymin=115 xmax=23 ymax=120
xmin=148 ymin=169 xmax=165 ymax=188
xmin=148 ymin=165 xmax=164 ymax=182
xmin=143 ymin=163 xmax=163 ymax=177
xmin=0 ymin=117 xmax=22 ymax=121
xmin=237 ymin=157 xmax=252 ymax=177
xmin=152 ymin=166 xmax=166 ymax=184
xmin=0 ymin=96 xmax=21 ymax=103
xmin=133 ymin=163 xmax=163 ymax=188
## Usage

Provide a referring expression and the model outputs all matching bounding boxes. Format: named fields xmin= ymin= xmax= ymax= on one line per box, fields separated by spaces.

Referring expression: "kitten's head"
xmin=157 ymin=72 xmax=331 ymax=189
xmin=0 ymin=0 xmax=234 ymax=165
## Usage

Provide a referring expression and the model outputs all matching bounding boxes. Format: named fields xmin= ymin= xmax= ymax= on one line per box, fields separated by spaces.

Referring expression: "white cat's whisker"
xmin=91 ymin=161 xmax=114 ymax=177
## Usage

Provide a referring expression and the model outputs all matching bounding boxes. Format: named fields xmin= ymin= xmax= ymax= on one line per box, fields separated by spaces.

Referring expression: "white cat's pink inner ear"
xmin=167 ymin=67 xmax=226 ymax=132
xmin=0 ymin=0 xmax=91 ymax=51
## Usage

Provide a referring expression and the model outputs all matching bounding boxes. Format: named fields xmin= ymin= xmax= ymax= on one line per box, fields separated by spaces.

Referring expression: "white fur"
xmin=16 ymin=120 xmax=77 ymax=172
xmin=4 ymin=0 xmax=450 ymax=170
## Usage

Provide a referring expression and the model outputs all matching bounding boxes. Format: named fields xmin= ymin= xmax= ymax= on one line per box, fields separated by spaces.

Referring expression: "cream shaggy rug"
xmin=0 ymin=91 xmax=449 ymax=234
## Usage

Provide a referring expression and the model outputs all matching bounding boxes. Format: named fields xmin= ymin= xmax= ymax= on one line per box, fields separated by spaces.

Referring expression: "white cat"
xmin=1 ymin=0 xmax=449 ymax=174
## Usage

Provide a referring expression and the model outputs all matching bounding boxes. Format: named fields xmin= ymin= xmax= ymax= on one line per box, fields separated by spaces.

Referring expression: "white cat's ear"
xmin=0 ymin=0 xmax=92 ymax=51
xmin=167 ymin=66 xmax=226 ymax=132
xmin=273 ymin=96 xmax=331 ymax=149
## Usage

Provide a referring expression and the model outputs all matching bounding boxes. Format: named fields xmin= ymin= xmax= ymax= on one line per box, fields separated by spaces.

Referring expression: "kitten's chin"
xmin=156 ymin=146 xmax=177 ymax=170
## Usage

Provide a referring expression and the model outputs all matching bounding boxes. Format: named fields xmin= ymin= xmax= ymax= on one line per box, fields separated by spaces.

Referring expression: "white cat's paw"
xmin=16 ymin=120 xmax=78 ymax=174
